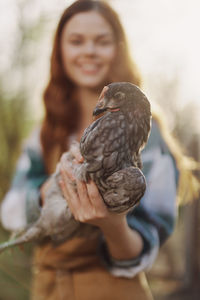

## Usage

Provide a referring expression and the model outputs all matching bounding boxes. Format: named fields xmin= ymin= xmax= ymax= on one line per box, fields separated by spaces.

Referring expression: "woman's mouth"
xmin=79 ymin=63 xmax=101 ymax=75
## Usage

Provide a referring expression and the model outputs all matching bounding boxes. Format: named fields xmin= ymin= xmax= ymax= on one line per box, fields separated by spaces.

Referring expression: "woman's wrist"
xmin=100 ymin=215 xmax=144 ymax=261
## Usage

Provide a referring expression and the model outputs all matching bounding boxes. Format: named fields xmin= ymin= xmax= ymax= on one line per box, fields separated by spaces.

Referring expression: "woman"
xmin=1 ymin=1 xmax=198 ymax=299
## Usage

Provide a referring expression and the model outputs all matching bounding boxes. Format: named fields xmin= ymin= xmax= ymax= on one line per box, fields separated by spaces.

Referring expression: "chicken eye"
xmin=114 ymin=92 xmax=125 ymax=101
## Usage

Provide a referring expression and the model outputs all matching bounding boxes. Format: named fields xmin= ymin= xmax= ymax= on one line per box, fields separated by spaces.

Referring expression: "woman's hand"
xmin=59 ymin=146 xmax=123 ymax=229
xmin=59 ymin=143 xmax=144 ymax=260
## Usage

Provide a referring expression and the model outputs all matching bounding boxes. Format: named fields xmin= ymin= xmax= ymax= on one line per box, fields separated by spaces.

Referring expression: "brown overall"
xmin=31 ymin=232 xmax=153 ymax=300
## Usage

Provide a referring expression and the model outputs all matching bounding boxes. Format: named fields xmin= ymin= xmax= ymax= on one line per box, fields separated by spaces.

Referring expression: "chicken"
xmin=77 ymin=82 xmax=151 ymax=212
xmin=0 ymin=82 xmax=151 ymax=253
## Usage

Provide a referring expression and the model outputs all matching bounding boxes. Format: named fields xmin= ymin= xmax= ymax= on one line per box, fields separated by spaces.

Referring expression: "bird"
xmin=0 ymin=82 xmax=151 ymax=253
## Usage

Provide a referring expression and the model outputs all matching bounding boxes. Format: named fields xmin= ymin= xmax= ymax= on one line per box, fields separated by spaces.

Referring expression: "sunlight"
xmin=0 ymin=2 xmax=199 ymax=299
xmin=111 ymin=0 xmax=200 ymax=107
xmin=0 ymin=0 xmax=199 ymax=116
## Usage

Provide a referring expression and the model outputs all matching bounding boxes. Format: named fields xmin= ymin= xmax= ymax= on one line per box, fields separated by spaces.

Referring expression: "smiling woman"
xmin=41 ymin=0 xmax=141 ymax=174
xmin=61 ymin=11 xmax=116 ymax=88
xmin=1 ymin=1 xmax=198 ymax=300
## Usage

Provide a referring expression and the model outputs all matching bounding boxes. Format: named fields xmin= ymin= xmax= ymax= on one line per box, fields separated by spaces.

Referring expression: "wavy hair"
xmin=41 ymin=0 xmax=141 ymax=173
xmin=152 ymin=107 xmax=200 ymax=203
xmin=40 ymin=0 xmax=199 ymax=202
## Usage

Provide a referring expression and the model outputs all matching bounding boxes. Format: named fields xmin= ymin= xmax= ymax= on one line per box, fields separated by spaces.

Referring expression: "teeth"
xmin=80 ymin=64 xmax=98 ymax=71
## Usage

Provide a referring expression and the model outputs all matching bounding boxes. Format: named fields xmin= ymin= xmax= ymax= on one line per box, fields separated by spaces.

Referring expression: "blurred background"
xmin=0 ymin=0 xmax=199 ymax=299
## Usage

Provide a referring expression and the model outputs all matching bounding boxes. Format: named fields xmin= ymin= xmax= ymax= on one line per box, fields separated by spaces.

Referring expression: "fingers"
xmin=76 ymin=181 xmax=95 ymax=222
xmin=75 ymin=180 xmax=108 ymax=224
xmin=59 ymin=152 xmax=108 ymax=223
xmin=60 ymin=154 xmax=75 ymax=181
xmin=76 ymin=180 xmax=91 ymax=207
xmin=86 ymin=181 xmax=107 ymax=213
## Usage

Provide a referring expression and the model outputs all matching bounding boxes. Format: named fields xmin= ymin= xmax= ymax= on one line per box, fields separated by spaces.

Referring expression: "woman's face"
xmin=61 ymin=11 xmax=117 ymax=89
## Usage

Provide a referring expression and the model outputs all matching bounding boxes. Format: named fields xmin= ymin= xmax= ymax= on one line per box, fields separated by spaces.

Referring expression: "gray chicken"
xmin=0 ymin=82 xmax=151 ymax=253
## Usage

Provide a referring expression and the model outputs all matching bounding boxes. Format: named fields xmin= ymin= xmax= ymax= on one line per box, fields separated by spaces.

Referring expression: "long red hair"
xmin=41 ymin=0 xmax=141 ymax=173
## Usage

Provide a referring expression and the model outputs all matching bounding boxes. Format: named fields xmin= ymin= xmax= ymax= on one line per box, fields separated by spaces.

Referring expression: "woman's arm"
xmin=60 ymin=165 xmax=144 ymax=260
xmin=59 ymin=121 xmax=178 ymax=278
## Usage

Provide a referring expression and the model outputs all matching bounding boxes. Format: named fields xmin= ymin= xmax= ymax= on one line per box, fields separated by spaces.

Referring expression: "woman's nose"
xmin=83 ymin=41 xmax=96 ymax=55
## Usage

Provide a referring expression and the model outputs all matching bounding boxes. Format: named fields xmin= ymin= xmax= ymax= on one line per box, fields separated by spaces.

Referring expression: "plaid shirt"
xmin=0 ymin=120 xmax=178 ymax=278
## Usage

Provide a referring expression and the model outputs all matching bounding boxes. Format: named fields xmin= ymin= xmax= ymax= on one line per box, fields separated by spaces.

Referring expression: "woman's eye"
xmin=98 ymin=39 xmax=113 ymax=46
xmin=69 ymin=39 xmax=82 ymax=45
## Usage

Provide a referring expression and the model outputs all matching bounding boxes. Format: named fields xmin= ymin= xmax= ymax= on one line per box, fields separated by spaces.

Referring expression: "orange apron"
xmin=31 ymin=233 xmax=153 ymax=300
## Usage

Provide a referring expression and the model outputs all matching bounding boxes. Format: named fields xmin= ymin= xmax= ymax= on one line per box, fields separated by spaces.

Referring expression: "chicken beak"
xmin=93 ymin=102 xmax=107 ymax=116
xmin=93 ymin=86 xmax=109 ymax=117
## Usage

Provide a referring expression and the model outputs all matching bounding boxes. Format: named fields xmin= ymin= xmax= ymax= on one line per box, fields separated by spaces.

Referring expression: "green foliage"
xmin=0 ymin=229 xmax=33 ymax=300
xmin=0 ymin=88 xmax=34 ymax=300
xmin=0 ymin=90 xmax=31 ymax=200
xmin=0 ymin=0 xmax=48 ymax=297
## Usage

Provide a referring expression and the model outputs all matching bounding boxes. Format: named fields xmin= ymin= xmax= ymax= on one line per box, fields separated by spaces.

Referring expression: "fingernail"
xmin=79 ymin=155 xmax=84 ymax=163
